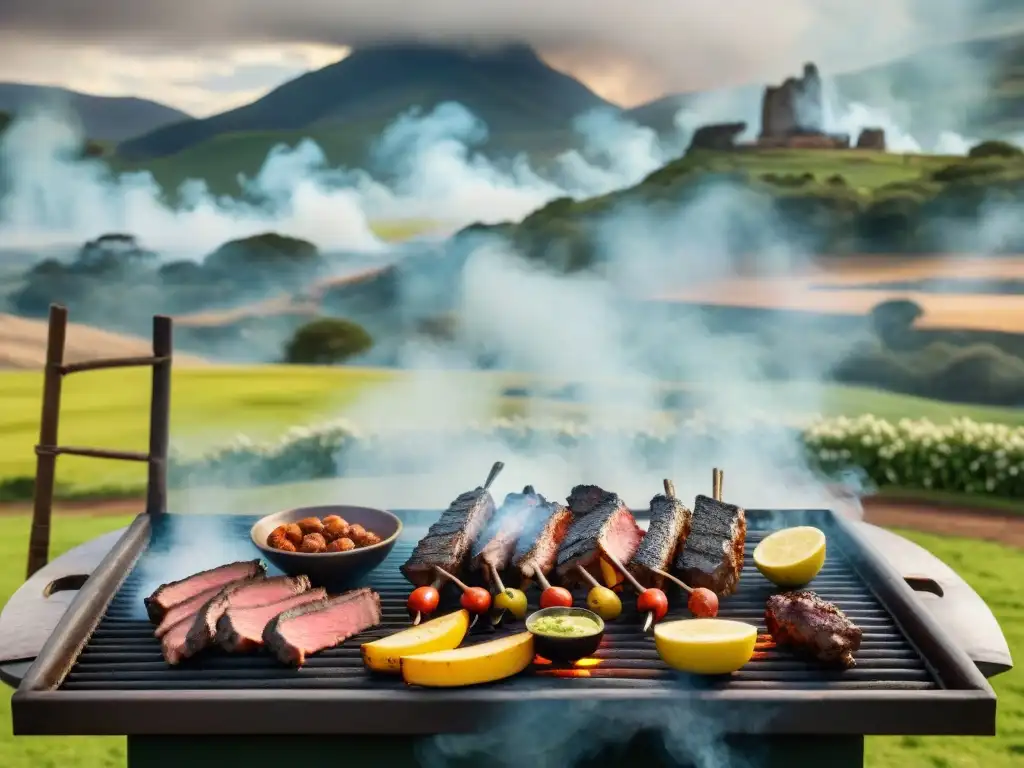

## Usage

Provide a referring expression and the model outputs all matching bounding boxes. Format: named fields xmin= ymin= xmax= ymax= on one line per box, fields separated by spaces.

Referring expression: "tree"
xmin=967 ymin=140 xmax=1023 ymax=160
xmin=283 ymin=318 xmax=373 ymax=364
xmin=869 ymin=298 xmax=923 ymax=349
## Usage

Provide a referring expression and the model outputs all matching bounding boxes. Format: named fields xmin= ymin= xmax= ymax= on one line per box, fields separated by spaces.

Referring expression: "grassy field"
xmin=2 ymin=366 xmax=1024 ymax=499
xmin=0 ymin=513 xmax=1018 ymax=767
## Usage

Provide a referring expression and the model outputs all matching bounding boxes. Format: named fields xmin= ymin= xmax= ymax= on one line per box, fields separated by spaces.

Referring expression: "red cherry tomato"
xmin=539 ymin=586 xmax=573 ymax=609
xmin=687 ymin=587 xmax=719 ymax=618
xmin=460 ymin=587 xmax=493 ymax=615
xmin=637 ymin=588 xmax=669 ymax=621
xmin=407 ymin=586 xmax=440 ymax=616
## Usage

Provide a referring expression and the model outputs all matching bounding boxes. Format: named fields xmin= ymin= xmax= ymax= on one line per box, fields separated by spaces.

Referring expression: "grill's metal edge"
xmin=827 ymin=511 xmax=996 ymax=698
xmin=14 ymin=513 xmax=151 ymax=694
xmin=10 ymin=508 xmax=999 ymax=738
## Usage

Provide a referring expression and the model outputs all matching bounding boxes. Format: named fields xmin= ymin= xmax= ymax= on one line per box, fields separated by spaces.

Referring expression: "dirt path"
xmin=2 ymin=493 xmax=1022 ymax=547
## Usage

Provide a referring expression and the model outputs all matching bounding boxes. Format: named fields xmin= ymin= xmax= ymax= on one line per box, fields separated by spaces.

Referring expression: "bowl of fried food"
xmin=251 ymin=505 xmax=402 ymax=588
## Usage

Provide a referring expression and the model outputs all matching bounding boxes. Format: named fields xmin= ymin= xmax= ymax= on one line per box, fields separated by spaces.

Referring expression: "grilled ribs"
xmin=512 ymin=498 xmax=574 ymax=582
xmin=629 ymin=489 xmax=692 ymax=588
xmin=556 ymin=489 xmax=643 ymax=586
xmin=765 ymin=591 xmax=863 ymax=668
xmin=401 ymin=484 xmax=497 ymax=586
xmin=471 ymin=486 xmax=542 ymax=575
xmin=144 ymin=559 xmax=266 ymax=623
xmin=674 ymin=494 xmax=746 ymax=596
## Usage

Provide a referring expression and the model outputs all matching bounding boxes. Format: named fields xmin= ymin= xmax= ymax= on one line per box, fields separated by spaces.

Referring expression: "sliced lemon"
xmin=753 ymin=526 xmax=826 ymax=587
xmin=654 ymin=619 xmax=757 ymax=675
xmin=361 ymin=609 xmax=470 ymax=673
xmin=400 ymin=632 xmax=534 ymax=687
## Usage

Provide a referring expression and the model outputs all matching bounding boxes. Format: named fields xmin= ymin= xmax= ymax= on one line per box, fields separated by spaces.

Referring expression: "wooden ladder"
xmin=25 ymin=304 xmax=173 ymax=579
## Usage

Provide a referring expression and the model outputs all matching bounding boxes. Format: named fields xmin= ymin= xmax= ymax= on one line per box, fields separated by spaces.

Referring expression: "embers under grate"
xmin=59 ymin=514 xmax=937 ymax=693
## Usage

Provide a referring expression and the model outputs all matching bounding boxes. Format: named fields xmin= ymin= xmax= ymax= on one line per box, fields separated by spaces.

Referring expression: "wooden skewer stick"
xmin=488 ymin=563 xmax=506 ymax=593
xmin=534 ymin=568 xmax=552 ymax=591
xmin=434 ymin=566 xmax=482 ymax=628
xmin=712 ymin=468 xmax=723 ymax=502
xmin=575 ymin=564 xmax=602 ymax=590
xmin=602 ymin=551 xmax=656 ymax=631
xmin=663 ymin=478 xmax=676 ymax=498
xmin=411 ymin=575 xmax=444 ymax=626
xmin=649 ymin=567 xmax=693 ymax=594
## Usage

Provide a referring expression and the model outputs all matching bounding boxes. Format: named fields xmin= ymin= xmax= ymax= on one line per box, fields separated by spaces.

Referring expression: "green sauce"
xmin=531 ymin=615 xmax=600 ymax=637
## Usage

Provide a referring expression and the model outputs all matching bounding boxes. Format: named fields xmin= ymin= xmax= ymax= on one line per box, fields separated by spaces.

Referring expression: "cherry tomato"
xmin=407 ymin=586 xmax=440 ymax=616
xmin=539 ymin=586 xmax=573 ymax=609
xmin=688 ymin=587 xmax=719 ymax=618
xmin=637 ymin=588 xmax=669 ymax=622
xmin=460 ymin=587 xmax=493 ymax=615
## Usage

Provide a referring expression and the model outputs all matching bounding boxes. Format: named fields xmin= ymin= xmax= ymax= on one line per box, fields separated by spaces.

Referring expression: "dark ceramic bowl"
xmin=526 ymin=606 xmax=605 ymax=663
xmin=250 ymin=505 xmax=402 ymax=590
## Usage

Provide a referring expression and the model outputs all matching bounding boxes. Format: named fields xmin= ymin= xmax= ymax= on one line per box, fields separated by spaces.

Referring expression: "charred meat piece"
xmin=144 ymin=559 xmax=266 ymax=623
xmin=263 ymin=588 xmax=382 ymax=667
xmin=471 ymin=486 xmax=542 ymax=575
xmin=216 ymin=588 xmax=327 ymax=653
xmin=674 ymin=495 xmax=746 ymax=596
xmin=629 ymin=492 xmax=692 ymax=589
xmin=401 ymin=487 xmax=496 ymax=586
xmin=555 ymin=492 xmax=644 ymax=586
xmin=168 ymin=576 xmax=311 ymax=664
xmin=513 ymin=500 xmax=574 ymax=582
xmin=566 ymin=484 xmax=615 ymax=517
xmin=160 ymin=617 xmax=195 ymax=666
xmin=154 ymin=584 xmax=229 ymax=639
xmin=765 ymin=591 xmax=863 ymax=668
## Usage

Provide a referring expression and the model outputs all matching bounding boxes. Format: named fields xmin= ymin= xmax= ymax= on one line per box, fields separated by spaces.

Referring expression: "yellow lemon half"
xmin=753 ymin=526 xmax=826 ymax=587
xmin=361 ymin=609 xmax=470 ymax=673
xmin=654 ymin=619 xmax=758 ymax=675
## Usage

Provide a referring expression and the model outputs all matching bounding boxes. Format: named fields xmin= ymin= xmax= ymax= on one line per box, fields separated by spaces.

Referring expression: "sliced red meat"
xmin=263 ymin=588 xmax=381 ymax=667
xmin=144 ymin=560 xmax=266 ymax=623
xmin=215 ymin=588 xmax=327 ymax=653
xmin=153 ymin=584 xmax=225 ymax=639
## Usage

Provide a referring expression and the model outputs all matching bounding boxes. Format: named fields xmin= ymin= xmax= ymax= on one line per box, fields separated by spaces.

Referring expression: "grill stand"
xmin=126 ymin=734 xmax=863 ymax=768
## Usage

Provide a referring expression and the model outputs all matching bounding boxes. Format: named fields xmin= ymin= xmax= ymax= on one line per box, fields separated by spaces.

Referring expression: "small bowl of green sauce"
xmin=526 ymin=606 xmax=605 ymax=663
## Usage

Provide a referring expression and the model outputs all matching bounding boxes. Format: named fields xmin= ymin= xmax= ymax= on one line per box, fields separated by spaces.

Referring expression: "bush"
xmin=967 ymin=140 xmax=1023 ymax=160
xmin=167 ymin=415 xmax=1024 ymax=500
xmin=283 ymin=317 xmax=373 ymax=364
xmin=869 ymin=298 xmax=924 ymax=347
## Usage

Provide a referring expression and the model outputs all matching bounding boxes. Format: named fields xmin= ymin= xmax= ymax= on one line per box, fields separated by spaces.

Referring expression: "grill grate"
xmin=59 ymin=513 xmax=937 ymax=693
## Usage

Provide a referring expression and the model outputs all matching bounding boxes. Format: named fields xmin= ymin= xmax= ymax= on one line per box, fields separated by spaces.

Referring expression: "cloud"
xmin=0 ymin=1 xmax=1005 ymax=93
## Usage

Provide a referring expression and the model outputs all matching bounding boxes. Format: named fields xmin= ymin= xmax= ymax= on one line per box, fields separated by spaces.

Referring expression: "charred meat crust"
xmin=673 ymin=494 xmax=746 ymax=596
xmin=400 ymin=487 xmax=496 ymax=586
xmin=513 ymin=501 xmax=573 ymax=580
xmin=629 ymin=493 xmax=692 ymax=588
xmin=566 ymin=484 xmax=616 ymax=517
xmin=471 ymin=487 xmax=543 ymax=573
xmin=555 ymin=494 xmax=643 ymax=585
xmin=765 ymin=590 xmax=863 ymax=668
xmin=263 ymin=588 xmax=382 ymax=667
xmin=144 ymin=559 xmax=266 ymax=623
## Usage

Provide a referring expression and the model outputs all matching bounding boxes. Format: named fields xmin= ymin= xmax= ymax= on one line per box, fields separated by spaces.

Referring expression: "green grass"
xmin=1 ymin=367 xmax=1022 ymax=499
xmin=0 ymin=514 xmax=1018 ymax=766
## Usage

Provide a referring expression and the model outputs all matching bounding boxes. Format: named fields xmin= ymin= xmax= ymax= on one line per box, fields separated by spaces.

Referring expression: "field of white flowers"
xmin=168 ymin=414 xmax=1024 ymax=500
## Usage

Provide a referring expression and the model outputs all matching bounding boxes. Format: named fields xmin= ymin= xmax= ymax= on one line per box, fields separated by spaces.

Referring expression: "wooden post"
xmin=146 ymin=316 xmax=172 ymax=517
xmin=26 ymin=305 xmax=68 ymax=578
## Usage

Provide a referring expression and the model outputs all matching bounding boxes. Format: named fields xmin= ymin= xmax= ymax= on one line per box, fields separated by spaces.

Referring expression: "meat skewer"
xmin=765 ymin=590 xmax=863 ymax=668
xmin=673 ymin=468 xmax=747 ymax=597
xmin=554 ymin=487 xmax=643 ymax=587
xmin=513 ymin=497 xmax=574 ymax=598
xmin=404 ymin=460 xmax=504 ymax=624
xmin=471 ymin=485 xmax=541 ymax=583
xmin=628 ymin=479 xmax=692 ymax=589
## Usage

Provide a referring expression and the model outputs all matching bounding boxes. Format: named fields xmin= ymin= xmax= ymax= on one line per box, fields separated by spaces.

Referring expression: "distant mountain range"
xmin=0 ymin=83 xmax=190 ymax=142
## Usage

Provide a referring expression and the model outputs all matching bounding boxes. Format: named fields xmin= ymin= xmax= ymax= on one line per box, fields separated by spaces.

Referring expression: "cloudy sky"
xmin=0 ymin=0 xmax=1016 ymax=116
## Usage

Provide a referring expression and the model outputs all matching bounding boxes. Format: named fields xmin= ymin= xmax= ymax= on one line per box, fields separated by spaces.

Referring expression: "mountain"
xmin=0 ymin=83 xmax=191 ymax=142
xmin=117 ymin=43 xmax=616 ymax=161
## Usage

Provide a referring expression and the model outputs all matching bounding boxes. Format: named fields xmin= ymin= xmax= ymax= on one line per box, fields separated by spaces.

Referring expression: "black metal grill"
xmin=11 ymin=509 xmax=996 ymax=738
xmin=62 ymin=517 xmax=933 ymax=692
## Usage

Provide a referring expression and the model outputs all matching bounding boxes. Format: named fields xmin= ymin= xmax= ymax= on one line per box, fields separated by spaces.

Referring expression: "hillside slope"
xmin=118 ymin=44 xmax=614 ymax=161
xmin=0 ymin=83 xmax=190 ymax=142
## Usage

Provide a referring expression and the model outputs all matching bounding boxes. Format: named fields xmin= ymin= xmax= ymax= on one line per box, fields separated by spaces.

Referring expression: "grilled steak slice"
xmin=160 ymin=617 xmax=195 ymax=665
xmin=555 ymin=492 xmax=643 ymax=586
xmin=263 ymin=588 xmax=382 ymax=667
xmin=674 ymin=494 xmax=746 ymax=596
xmin=154 ymin=584 xmax=231 ymax=639
xmin=629 ymin=492 xmax=692 ymax=588
xmin=174 ymin=576 xmax=311 ymax=664
xmin=401 ymin=486 xmax=496 ymax=586
xmin=471 ymin=486 xmax=542 ymax=574
xmin=566 ymin=484 xmax=615 ymax=517
xmin=765 ymin=591 xmax=863 ymax=668
xmin=216 ymin=588 xmax=327 ymax=653
xmin=144 ymin=560 xmax=266 ymax=623
xmin=513 ymin=500 xmax=573 ymax=581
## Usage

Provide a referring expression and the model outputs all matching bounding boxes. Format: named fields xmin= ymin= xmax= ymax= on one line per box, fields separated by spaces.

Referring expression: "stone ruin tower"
xmin=760 ymin=62 xmax=825 ymax=138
